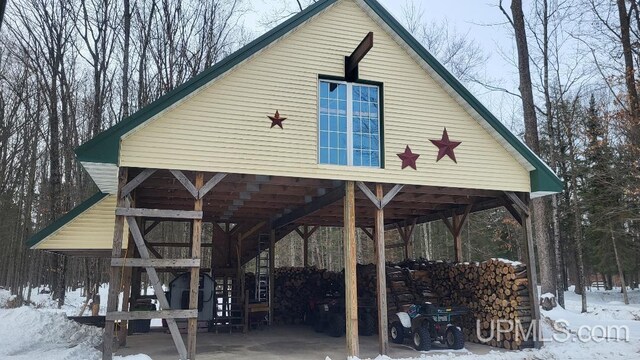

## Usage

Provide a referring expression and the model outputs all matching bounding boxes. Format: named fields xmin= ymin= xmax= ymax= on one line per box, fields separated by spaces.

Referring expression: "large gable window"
xmin=318 ymin=79 xmax=381 ymax=167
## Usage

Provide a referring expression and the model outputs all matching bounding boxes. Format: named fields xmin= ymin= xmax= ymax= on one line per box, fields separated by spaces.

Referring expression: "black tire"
xmin=445 ymin=326 xmax=465 ymax=350
xmin=327 ymin=314 xmax=345 ymax=337
xmin=313 ymin=312 xmax=325 ymax=333
xmin=359 ymin=313 xmax=376 ymax=336
xmin=389 ymin=321 xmax=405 ymax=344
xmin=413 ymin=326 xmax=432 ymax=351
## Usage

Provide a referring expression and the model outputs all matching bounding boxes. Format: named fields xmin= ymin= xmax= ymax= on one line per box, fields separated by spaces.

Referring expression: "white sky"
xmin=243 ymin=0 xmax=523 ymax=132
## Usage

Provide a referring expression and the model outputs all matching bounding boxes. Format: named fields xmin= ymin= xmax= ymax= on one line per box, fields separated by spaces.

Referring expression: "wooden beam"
xmin=356 ymin=181 xmax=381 ymax=209
xmin=360 ymin=227 xmax=373 ymax=240
xmin=504 ymin=202 xmax=523 ymax=225
xmin=439 ymin=213 xmax=456 ymax=234
xmin=145 ymin=242 xmax=213 ymax=248
xmin=170 ymin=169 xmax=199 ymax=198
xmin=116 ymin=208 xmax=202 ymax=219
xmin=381 ymin=184 xmax=404 ymax=208
xmin=143 ymin=220 xmax=160 ymax=235
xmin=384 ymin=198 xmax=504 ymax=231
xmin=345 ymin=31 xmax=373 ymax=80
xmin=374 ymin=184 xmax=388 ymax=355
xmin=199 ymin=173 xmax=227 ymax=198
xmin=110 ymin=258 xmax=201 ymax=268
xmin=121 ymin=169 xmax=156 ymax=198
xmin=271 ymin=183 xmax=345 ymax=229
xmin=452 ymin=214 xmax=461 ymax=263
xmin=126 ymin=217 xmax=189 ymax=360
xmin=505 ymin=191 xmax=530 ymax=216
xmin=187 ymin=172 xmax=203 ymax=359
xmin=238 ymin=221 xmax=266 ymax=242
xmin=118 ymin=217 xmax=136 ymax=347
xmin=396 ymin=219 xmax=416 ymax=260
xmin=343 ymin=181 xmax=359 ymax=357
xmin=106 ymin=309 xmax=197 ymax=321
xmin=103 ymin=167 xmax=128 ymax=360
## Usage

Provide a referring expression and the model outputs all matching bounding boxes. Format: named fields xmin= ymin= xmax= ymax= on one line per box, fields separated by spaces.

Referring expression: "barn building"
xmin=28 ymin=0 xmax=561 ymax=359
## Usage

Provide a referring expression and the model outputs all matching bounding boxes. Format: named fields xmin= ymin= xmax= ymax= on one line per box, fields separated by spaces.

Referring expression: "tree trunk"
xmin=566 ymin=123 xmax=587 ymax=312
xmin=122 ymin=0 xmax=131 ymax=118
xmin=617 ymin=0 xmax=640 ymax=143
xmin=509 ymin=0 xmax=556 ymax=298
xmin=610 ymin=225 xmax=629 ymax=305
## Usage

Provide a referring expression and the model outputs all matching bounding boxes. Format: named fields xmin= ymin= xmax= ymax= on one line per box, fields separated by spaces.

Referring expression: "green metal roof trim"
xmin=26 ymin=192 xmax=109 ymax=248
xmin=74 ymin=0 xmax=562 ymax=193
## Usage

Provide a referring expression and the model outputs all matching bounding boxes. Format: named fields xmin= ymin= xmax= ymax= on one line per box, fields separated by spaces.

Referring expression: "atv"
xmin=308 ymin=294 xmax=376 ymax=337
xmin=389 ymin=302 xmax=467 ymax=351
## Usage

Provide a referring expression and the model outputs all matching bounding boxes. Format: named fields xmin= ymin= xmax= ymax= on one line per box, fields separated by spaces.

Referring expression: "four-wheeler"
xmin=308 ymin=293 xmax=376 ymax=337
xmin=389 ymin=302 xmax=467 ymax=351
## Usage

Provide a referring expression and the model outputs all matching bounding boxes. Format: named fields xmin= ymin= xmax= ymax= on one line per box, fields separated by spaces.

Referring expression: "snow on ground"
xmin=346 ymin=287 xmax=640 ymax=360
xmin=0 ymin=287 xmax=150 ymax=360
xmin=2 ymin=286 xmax=640 ymax=359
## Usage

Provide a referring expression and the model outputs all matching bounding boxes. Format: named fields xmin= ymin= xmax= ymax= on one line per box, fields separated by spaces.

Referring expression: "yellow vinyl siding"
xmin=120 ymin=0 xmax=530 ymax=192
xmin=34 ymin=195 xmax=127 ymax=250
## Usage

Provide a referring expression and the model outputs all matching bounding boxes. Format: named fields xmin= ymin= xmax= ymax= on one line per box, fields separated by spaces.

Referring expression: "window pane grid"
xmin=319 ymin=82 xmax=348 ymax=165
xmin=319 ymin=80 xmax=380 ymax=167
xmin=352 ymin=84 xmax=380 ymax=167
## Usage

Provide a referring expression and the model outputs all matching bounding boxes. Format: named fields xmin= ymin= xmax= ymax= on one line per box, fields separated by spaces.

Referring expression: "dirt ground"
xmin=116 ymin=325 xmax=506 ymax=360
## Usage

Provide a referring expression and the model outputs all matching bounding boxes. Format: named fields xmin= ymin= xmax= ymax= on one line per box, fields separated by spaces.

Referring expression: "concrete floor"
xmin=116 ymin=325 xmax=506 ymax=360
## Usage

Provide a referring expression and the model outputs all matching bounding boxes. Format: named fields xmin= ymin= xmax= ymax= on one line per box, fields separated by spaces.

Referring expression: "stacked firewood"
xmin=246 ymin=258 xmax=532 ymax=350
xmin=385 ymin=266 xmax=415 ymax=313
xmin=398 ymin=258 xmax=533 ymax=350
xmin=245 ymin=267 xmax=344 ymax=325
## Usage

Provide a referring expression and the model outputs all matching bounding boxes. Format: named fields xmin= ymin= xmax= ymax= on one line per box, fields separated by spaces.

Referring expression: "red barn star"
xmin=268 ymin=110 xmax=286 ymax=129
xmin=430 ymin=128 xmax=461 ymax=163
xmin=397 ymin=145 xmax=420 ymax=170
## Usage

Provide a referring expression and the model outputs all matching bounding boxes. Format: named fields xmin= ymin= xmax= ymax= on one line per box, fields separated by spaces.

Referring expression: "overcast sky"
xmin=244 ymin=0 xmax=523 ymax=132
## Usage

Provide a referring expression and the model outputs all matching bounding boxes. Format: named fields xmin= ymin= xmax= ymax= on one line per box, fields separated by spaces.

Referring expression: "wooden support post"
xmin=295 ymin=225 xmax=318 ymax=268
xmin=103 ymin=167 xmax=128 ymax=360
xmin=522 ymin=195 xmax=541 ymax=348
xmin=118 ymin=228 xmax=135 ymax=346
xmin=187 ymin=172 xmax=204 ymax=360
xmin=374 ymin=184 xmax=388 ymax=355
xmin=395 ymin=220 xmax=416 ymax=261
xmin=452 ymin=214 xmax=462 ymax=263
xmin=440 ymin=205 xmax=472 ymax=263
xmin=343 ymin=181 xmax=359 ymax=358
xmin=210 ymin=222 xmax=217 ymax=278
xmin=303 ymin=236 xmax=309 ymax=267
xmin=269 ymin=229 xmax=275 ymax=325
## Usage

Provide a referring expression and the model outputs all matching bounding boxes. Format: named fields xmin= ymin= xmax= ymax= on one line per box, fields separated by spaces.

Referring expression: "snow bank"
xmin=0 ymin=306 xmax=149 ymax=360
xmin=0 ymin=306 xmax=102 ymax=359
xmin=0 ymin=288 xmax=16 ymax=308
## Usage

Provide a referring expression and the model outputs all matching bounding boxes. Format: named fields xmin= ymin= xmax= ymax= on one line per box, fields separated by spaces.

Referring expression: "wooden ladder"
xmin=210 ymin=272 xmax=245 ymax=333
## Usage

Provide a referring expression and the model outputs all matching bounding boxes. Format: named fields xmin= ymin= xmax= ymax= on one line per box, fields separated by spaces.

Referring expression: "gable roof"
xmin=75 ymin=0 xmax=562 ymax=195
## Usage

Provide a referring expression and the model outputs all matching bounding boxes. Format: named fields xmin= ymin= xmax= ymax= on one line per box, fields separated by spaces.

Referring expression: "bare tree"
xmin=499 ymin=0 xmax=557 ymax=301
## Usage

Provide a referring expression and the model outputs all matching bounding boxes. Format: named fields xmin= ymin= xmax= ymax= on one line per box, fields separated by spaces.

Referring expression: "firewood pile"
xmin=397 ymin=258 xmax=533 ymax=350
xmin=245 ymin=267 xmax=343 ymax=325
xmin=245 ymin=258 xmax=532 ymax=350
xmin=385 ymin=266 xmax=415 ymax=313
